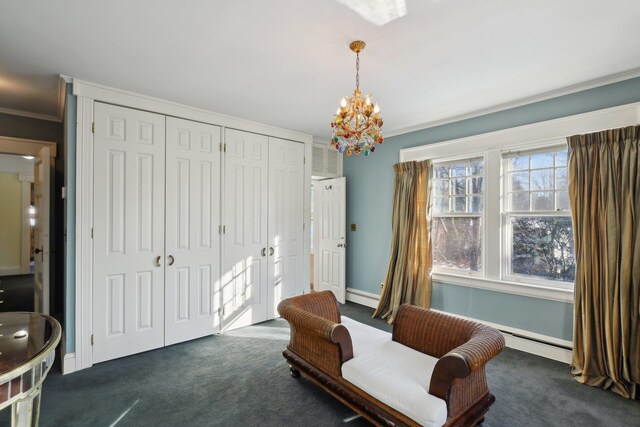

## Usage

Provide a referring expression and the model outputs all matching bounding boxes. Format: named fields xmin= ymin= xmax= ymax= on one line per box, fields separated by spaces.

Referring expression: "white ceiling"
xmin=1 ymin=0 xmax=639 ymax=139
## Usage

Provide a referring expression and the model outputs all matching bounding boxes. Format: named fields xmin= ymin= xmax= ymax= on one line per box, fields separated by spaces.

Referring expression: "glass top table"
xmin=0 ymin=313 xmax=61 ymax=427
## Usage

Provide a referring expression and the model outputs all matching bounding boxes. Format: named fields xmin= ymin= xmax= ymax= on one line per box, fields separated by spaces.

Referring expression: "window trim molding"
xmin=402 ymin=102 xmax=640 ymax=302
xmin=432 ymin=272 xmax=574 ymax=303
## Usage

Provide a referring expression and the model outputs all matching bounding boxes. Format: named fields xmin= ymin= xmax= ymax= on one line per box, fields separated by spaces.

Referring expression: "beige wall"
xmin=0 ymin=172 xmax=22 ymax=273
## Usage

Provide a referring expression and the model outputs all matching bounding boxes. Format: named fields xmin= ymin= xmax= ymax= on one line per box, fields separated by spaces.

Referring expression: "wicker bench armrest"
xmin=429 ymin=325 xmax=505 ymax=400
xmin=278 ymin=295 xmax=353 ymax=376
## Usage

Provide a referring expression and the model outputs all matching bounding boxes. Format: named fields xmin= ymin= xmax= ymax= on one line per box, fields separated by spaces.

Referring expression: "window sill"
xmin=432 ymin=272 xmax=574 ymax=303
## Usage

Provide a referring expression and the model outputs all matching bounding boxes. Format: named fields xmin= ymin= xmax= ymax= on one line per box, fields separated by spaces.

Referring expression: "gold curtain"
xmin=373 ymin=160 xmax=432 ymax=324
xmin=568 ymin=124 xmax=640 ymax=399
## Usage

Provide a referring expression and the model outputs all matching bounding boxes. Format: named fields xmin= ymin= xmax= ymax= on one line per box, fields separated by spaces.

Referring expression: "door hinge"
xmin=223 ymin=225 xmax=226 ymax=234
xmin=218 ymin=307 xmax=223 ymax=317
xmin=303 ymin=156 xmax=306 ymax=165
xmin=91 ymin=228 xmax=94 ymax=239
xmin=303 ymin=223 xmax=305 ymax=230
xmin=92 ymin=122 xmax=95 ymax=134
xmin=218 ymin=225 xmax=226 ymax=234
xmin=91 ymin=334 xmax=94 ymax=345
xmin=219 ymin=143 xmax=227 ymax=152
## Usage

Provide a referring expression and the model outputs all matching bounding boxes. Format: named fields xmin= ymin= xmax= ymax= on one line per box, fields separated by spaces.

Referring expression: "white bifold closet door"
xmin=165 ymin=117 xmax=221 ymax=346
xmin=222 ymin=129 xmax=269 ymax=328
xmin=222 ymin=130 xmax=304 ymax=330
xmin=93 ymin=103 xmax=166 ymax=363
xmin=267 ymin=137 xmax=304 ymax=318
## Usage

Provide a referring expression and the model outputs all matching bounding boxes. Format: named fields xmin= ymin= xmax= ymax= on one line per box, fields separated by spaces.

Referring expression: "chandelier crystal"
xmin=331 ymin=40 xmax=384 ymax=157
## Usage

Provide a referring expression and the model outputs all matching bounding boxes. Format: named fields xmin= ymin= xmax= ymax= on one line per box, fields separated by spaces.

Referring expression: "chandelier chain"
xmin=355 ymin=52 xmax=360 ymax=92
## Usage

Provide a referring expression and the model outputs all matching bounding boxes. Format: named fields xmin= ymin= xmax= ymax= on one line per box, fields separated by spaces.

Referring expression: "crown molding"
xmin=0 ymin=106 xmax=62 ymax=122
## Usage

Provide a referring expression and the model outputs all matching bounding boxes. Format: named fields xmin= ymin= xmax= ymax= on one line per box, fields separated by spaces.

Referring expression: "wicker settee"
xmin=277 ymin=291 xmax=505 ymax=427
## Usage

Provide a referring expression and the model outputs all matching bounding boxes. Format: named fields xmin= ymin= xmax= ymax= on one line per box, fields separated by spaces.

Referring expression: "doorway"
xmin=0 ymin=153 xmax=35 ymax=311
xmin=0 ymin=137 xmax=55 ymax=314
xmin=311 ymin=177 xmax=346 ymax=303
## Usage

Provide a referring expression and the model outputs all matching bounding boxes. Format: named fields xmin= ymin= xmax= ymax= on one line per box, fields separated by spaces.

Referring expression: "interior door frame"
xmin=72 ymin=80 xmax=313 ymax=374
xmin=0 ymin=135 xmax=57 ymax=304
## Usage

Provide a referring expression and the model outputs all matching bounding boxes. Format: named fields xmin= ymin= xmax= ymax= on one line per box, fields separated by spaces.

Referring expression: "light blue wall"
xmin=343 ymin=77 xmax=640 ymax=341
xmin=64 ymin=84 xmax=76 ymax=352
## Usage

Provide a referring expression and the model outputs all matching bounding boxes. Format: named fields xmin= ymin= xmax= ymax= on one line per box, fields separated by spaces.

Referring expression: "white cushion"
xmin=340 ymin=316 xmax=447 ymax=427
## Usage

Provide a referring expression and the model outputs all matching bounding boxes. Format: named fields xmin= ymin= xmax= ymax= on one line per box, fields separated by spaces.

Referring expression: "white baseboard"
xmin=346 ymin=288 xmax=379 ymax=309
xmin=62 ymin=352 xmax=76 ymax=375
xmin=430 ymin=309 xmax=573 ymax=364
xmin=345 ymin=287 xmax=572 ymax=364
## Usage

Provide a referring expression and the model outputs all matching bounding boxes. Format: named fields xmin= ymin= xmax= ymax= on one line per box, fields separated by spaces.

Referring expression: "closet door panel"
xmin=268 ymin=137 xmax=304 ymax=319
xmin=165 ymin=117 xmax=221 ymax=345
xmin=222 ymin=129 xmax=268 ymax=330
xmin=93 ymin=102 xmax=166 ymax=364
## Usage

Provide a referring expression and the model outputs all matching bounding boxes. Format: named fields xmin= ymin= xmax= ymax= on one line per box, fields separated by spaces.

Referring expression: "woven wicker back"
xmin=392 ymin=304 xmax=477 ymax=358
xmin=282 ymin=290 xmax=341 ymax=323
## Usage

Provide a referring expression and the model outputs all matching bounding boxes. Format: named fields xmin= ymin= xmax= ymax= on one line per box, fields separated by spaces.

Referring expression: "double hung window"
xmin=503 ymin=148 xmax=575 ymax=287
xmin=431 ymin=158 xmax=484 ymax=273
xmin=429 ymin=144 xmax=574 ymax=292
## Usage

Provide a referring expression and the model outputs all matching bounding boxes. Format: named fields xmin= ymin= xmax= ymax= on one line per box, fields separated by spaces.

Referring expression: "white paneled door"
xmin=316 ymin=177 xmax=346 ymax=303
xmin=165 ymin=117 xmax=221 ymax=345
xmin=93 ymin=103 xmax=166 ymax=363
xmin=267 ymin=137 xmax=304 ymax=318
xmin=33 ymin=146 xmax=50 ymax=314
xmin=222 ymin=129 xmax=269 ymax=329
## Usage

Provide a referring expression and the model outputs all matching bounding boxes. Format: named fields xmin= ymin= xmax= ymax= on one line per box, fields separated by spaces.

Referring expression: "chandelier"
xmin=331 ymin=40 xmax=384 ymax=156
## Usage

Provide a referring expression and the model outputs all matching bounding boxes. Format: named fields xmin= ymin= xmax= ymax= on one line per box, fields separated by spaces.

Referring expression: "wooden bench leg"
xmin=289 ymin=365 xmax=301 ymax=378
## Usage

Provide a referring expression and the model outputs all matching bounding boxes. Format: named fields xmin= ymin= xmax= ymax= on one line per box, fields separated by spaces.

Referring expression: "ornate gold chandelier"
xmin=331 ymin=40 xmax=384 ymax=156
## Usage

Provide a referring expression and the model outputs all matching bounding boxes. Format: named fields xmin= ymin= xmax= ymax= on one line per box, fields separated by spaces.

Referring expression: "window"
xmin=504 ymin=148 xmax=575 ymax=286
xmin=427 ymin=144 xmax=575 ymax=296
xmin=431 ymin=158 xmax=483 ymax=273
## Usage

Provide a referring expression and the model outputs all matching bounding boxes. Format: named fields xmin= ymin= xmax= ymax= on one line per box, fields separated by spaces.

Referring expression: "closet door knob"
xmin=154 ymin=256 xmax=161 ymax=267
xmin=167 ymin=255 xmax=175 ymax=266
xmin=269 ymin=247 xmax=274 ymax=256
xmin=261 ymin=248 xmax=266 ymax=257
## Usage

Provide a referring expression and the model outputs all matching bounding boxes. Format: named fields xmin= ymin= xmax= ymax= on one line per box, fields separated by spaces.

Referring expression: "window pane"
xmin=510 ymin=172 xmax=529 ymax=191
xmin=469 ymin=196 xmax=483 ymax=213
xmin=434 ymin=179 xmax=449 ymax=196
xmin=510 ymin=216 xmax=575 ymax=282
xmin=433 ymin=197 xmax=449 ymax=214
xmin=451 ymin=165 xmax=466 ymax=177
xmin=435 ymin=166 xmax=449 ymax=178
xmin=556 ymin=191 xmax=569 ymax=210
xmin=453 ymin=178 xmax=466 ymax=195
xmin=469 ymin=177 xmax=483 ymax=194
xmin=467 ymin=161 xmax=483 ymax=175
xmin=453 ymin=196 xmax=466 ymax=212
xmin=511 ymin=193 xmax=529 ymax=211
xmin=556 ymin=167 xmax=567 ymax=189
xmin=530 ymin=152 xmax=554 ymax=169
xmin=432 ymin=217 xmax=482 ymax=272
xmin=532 ymin=191 xmax=554 ymax=210
xmin=531 ymin=169 xmax=554 ymax=191
xmin=510 ymin=156 xmax=529 ymax=171
xmin=555 ymin=152 xmax=568 ymax=167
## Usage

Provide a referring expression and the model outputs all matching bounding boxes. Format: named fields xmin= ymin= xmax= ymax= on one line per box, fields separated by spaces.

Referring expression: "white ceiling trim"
xmin=384 ymin=68 xmax=640 ymax=139
xmin=0 ymin=106 xmax=62 ymax=122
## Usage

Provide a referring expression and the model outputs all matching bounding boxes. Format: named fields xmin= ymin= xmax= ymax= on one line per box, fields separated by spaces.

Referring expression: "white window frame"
xmin=431 ymin=155 xmax=485 ymax=277
xmin=399 ymin=101 xmax=640 ymax=303
xmin=502 ymin=143 xmax=574 ymax=290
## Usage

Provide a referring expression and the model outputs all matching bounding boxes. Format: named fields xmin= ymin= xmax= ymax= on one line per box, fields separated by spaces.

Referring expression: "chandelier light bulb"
xmin=330 ymin=40 xmax=384 ymax=156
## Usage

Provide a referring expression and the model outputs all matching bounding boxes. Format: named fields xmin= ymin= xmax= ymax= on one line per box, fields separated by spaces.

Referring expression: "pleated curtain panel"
xmin=567 ymin=124 xmax=640 ymax=399
xmin=373 ymin=160 xmax=433 ymax=324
